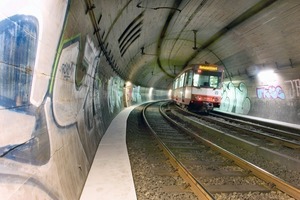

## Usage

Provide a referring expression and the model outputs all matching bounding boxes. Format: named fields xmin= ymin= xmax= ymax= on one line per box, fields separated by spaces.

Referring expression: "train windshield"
xmin=193 ymin=71 xmax=222 ymax=88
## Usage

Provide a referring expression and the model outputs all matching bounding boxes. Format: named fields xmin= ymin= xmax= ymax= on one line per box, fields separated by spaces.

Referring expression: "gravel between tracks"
xmin=126 ymin=106 xmax=198 ymax=200
xmin=126 ymin=105 xmax=296 ymax=200
xmin=187 ymin=115 xmax=300 ymax=189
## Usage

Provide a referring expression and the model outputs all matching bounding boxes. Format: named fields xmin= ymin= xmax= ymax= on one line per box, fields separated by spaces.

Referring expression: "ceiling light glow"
xmin=257 ymin=70 xmax=277 ymax=83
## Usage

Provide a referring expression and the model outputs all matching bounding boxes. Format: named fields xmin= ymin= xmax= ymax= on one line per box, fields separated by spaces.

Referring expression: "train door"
xmin=184 ymin=70 xmax=193 ymax=104
xmin=178 ymin=73 xmax=186 ymax=103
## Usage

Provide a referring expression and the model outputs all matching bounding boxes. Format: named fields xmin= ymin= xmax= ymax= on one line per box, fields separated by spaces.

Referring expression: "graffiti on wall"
xmin=52 ymin=38 xmax=81 ymax=126
xmin=0 ymin=14 xmax=39 ymax=152
xmin=132 ymin=86 xmax=142 ymax=103
xmin=124 ymin=84 xmax=142 ymax=107
xmin=83 ymin=37 xmax=100 ymax=131
xmin=284 ymin=79 xmax=300 ymax=98
xmin=92 ymin=69 xmax=106 ymax=135
xmin=0 ymin=1 xmax=113 ymax=199
xmin=107 ymin=76 xmax=124 ymax=113
xmin=256 ymin=79 xmax=300 ymax=100
xmin=256 ymin=85 xmax=286 ymax=99
xmin=52 ymin=35 xmax=101 ymax=130
xmin=0 ymin=6 xmax=58 ymax=199
xmin=220 ymin=82 xmax=251 ymax=115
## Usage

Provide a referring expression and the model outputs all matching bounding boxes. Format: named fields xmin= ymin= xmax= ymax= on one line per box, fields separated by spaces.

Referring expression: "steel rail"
xmin=210 ymin=112 xmax=300 ymax=140
xmin=163 ymin=104 xmax=300 ymax=200
xmin=180 ymin=107 xmax=300 ymax=149
xmin=208 ymin=115 xmax=300 ymax=149
xmin=142 ymin=102 xmax=215 ymax=200
xmin=212 ymin=110 xmax=300 ymax=134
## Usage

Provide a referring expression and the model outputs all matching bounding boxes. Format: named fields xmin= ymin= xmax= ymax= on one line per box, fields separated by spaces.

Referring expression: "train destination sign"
xmin=198 ymin=64 xmax=218 ymax=71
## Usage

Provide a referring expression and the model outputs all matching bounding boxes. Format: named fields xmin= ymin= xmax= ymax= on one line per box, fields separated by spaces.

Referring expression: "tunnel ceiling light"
xmin=257 ymin=69 xmax=277 ymax=82
xmin=126 ymin=81 xmax=132 ymax=87
xmin=257 ymin=69 xmax=273 ymax=78
xmin=148 ymin=87 xmax=154 ymax=98
xmin=168 ymin=89 xmax=172 ymax=97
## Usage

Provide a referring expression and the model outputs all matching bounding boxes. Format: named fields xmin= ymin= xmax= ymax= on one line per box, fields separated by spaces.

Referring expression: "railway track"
xmin=211 ymin=110 xmax=300 ymax=135
xmin=143 ymin=101 xmax=300 ymax=200
xmin=209 ymin=111 xmax=300 ymax=148
xmin=208 ymin=111 xmax=300 ymax=150
xmin=172 ymin=104 xmax=300 ymax=173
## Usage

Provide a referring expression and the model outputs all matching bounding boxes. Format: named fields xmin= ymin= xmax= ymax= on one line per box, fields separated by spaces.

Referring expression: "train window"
xmin=178 ymin=73 xmax=185 ymax=88
xmin=193 ymin=74 xmax=200 ymax=87
xmin=193 ymin=74 xmax=209 ymax=87
xmin=186 ymin=70 xmax=193 ymax=86
xmin=209 ymin=76 xmax=219 ymax=88
xmin=193 ymin=73 xmax=220 ymax=88
xmin=182 ymin=73 xmax=186 ymax=87
xmin=174 ymin=78 xmax=179 ymax=89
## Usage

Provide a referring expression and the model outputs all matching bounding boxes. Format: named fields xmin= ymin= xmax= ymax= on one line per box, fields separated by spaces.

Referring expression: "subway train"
xmin=172 ymin=64 xmax=224 ymax=113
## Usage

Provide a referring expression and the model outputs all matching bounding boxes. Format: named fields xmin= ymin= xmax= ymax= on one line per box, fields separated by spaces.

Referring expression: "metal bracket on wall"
xmin=275 ymin=58 xmax=294 ymax=70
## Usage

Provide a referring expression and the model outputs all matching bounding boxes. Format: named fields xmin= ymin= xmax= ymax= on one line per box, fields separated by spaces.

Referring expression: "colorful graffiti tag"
xmin=256 ymin=85 xmax=285 ymax=99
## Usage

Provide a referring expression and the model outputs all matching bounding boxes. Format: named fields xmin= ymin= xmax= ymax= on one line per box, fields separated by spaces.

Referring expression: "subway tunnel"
xmin=0 ymin=0 xmax=300 ymax=199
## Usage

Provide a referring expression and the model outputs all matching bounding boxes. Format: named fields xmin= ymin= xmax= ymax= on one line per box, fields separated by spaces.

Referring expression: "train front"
xmin=190 ymin=64 xmax=224 ymax=113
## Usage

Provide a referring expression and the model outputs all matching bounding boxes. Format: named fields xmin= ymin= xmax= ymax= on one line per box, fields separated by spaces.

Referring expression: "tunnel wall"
xmin=219 ymin=65 xmax=300 ymax=125
xmin=0 ymin=1 xmax=167 ymax=199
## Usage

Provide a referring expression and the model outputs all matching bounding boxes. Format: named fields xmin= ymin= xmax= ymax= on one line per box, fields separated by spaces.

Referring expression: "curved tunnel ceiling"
xmin=86 ymin=0 xmax=299 ymax=89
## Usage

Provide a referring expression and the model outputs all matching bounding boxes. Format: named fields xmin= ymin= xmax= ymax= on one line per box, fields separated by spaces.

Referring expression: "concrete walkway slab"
xmin=80 ymin=105 xmax=138 ymax=200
